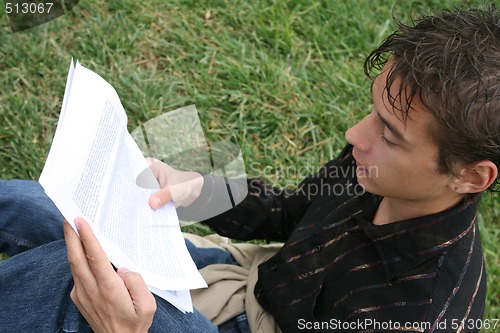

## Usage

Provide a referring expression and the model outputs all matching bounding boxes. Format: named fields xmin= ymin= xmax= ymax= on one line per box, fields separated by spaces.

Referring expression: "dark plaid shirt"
xmin=183 ymin=145 xmax=486 ymax=333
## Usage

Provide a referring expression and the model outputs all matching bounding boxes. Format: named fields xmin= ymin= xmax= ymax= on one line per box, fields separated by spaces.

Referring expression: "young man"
xmin=0 ymin=4 xmax=498 ymax=333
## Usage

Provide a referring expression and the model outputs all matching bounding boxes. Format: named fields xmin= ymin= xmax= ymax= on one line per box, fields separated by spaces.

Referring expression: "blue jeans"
xmin=0 ymin=180 xmax=250 ymax=333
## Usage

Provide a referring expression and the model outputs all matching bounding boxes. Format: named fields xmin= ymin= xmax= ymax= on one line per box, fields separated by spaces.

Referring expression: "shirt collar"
xmin=354 ymin=194 xmax=480 ymax=281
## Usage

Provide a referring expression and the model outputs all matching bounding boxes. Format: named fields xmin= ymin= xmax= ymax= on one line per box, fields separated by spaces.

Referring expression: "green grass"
xmin=0 ymin=0 xmax=498 ymax=327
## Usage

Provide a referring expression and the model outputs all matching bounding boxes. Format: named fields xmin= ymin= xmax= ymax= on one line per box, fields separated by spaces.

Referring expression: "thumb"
xmin=149 ymin=186 xmax=173 ymax=210
xmin=117 ymin=268 xmax=157 ymax=315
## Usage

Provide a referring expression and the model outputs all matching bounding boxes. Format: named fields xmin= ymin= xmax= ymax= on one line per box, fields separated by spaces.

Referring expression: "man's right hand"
xmin=146 ymin=158 xmax=204 ymax=210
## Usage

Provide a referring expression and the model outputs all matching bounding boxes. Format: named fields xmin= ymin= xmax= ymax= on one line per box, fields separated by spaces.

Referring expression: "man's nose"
xmin=345 ymin=115 xmax=371 ymax=152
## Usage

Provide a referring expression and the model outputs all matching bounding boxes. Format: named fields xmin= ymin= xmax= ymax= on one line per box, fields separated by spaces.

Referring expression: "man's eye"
xmin=379 ymin=132 xmax=395 ymax=146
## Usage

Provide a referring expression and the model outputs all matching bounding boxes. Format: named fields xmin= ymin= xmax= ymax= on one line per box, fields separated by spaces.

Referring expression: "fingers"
xmin=117 ymin=268 xmax=157 ymax=315
xmin=64 ymin=220 xmax=95 ymax=289
xmin=147 ymin=160 xmax=173 ymax=210
xmin=147 ymin=159 xmax=168 ymax=186
xmin=146 ymin=160 xmax=204 ymax=209
xmin=149 ymin=187 xmax=173 ymax=210
xmin=69 ymin=217 xmax=117 ymax=287
xmin=145 ymin=157 xmax=159 ymax=166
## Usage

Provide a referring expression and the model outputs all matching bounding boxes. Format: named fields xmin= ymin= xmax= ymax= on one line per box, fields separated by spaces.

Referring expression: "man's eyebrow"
xmin=376 ymin=110 xmax=406 ymax=143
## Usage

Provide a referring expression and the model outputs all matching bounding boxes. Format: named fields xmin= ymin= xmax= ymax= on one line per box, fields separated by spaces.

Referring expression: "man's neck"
xmin=372 ymin=194 xmax=465 ymax=225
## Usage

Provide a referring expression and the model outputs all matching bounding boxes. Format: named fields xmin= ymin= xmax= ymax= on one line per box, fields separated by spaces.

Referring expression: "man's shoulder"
xmin=425 ymin=219 xmax=486 ymax=328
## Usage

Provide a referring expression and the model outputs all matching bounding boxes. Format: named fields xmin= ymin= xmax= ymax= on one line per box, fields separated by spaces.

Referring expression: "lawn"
xmin=1 ymin=0 xmax=498 ymax=328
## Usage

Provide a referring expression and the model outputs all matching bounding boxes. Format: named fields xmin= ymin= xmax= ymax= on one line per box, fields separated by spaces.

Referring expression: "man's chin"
xmin=355 ymin=177 xmax=378 ymax=196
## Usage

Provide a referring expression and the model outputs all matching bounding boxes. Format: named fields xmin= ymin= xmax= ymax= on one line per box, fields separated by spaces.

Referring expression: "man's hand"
xmin=64 ymin=218 xmax=156 ymax=333
xmin=147 ymin=158 xmax=204 ymax=210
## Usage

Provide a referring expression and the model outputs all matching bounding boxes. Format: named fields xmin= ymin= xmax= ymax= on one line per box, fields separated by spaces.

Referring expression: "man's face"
xmin=345 ymin=61 xmax=456 ymax=204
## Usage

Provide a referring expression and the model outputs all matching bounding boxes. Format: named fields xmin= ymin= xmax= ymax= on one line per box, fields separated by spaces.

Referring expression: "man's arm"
xmin=64 ymin=218 xmax=156 ymax=333
xmin=148 ymin=145 xmax=355 ymax=242
xmin=147 ymin=161 xmax=316 ymax=242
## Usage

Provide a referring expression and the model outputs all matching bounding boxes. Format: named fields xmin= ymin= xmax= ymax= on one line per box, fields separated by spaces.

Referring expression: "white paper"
xmin=39 ymin=61 xmax=207 ymax=313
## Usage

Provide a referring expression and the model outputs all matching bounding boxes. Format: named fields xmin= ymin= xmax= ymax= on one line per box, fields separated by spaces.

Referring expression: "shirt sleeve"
xmin=177 ymin=144 xmax=354 ymax=242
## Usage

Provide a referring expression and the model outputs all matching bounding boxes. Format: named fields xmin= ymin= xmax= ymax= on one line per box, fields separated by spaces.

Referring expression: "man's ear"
xmin=450 ymin=160 xmax=498 ymax=194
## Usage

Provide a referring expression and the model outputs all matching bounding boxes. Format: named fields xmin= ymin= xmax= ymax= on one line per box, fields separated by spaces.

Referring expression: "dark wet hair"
xmin=365 ymin=4 xmax=500 ymax=192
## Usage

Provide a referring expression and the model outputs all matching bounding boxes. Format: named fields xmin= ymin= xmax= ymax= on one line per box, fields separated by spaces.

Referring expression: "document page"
xmin=39 ymin=60 xmax=206 ymax=313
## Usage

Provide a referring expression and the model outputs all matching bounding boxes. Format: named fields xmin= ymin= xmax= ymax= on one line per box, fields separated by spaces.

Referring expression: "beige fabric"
xmin=184 ymin=233 xmax=283 ymax=333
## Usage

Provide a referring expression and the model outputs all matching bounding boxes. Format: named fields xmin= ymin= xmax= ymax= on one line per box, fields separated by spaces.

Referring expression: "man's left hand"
xmin=64 ymin=218 xmax=156 ymax=333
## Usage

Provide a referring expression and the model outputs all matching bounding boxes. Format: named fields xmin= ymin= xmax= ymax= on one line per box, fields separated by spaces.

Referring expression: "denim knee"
xmin=0 ymin=179 xmax=64 ymax=254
